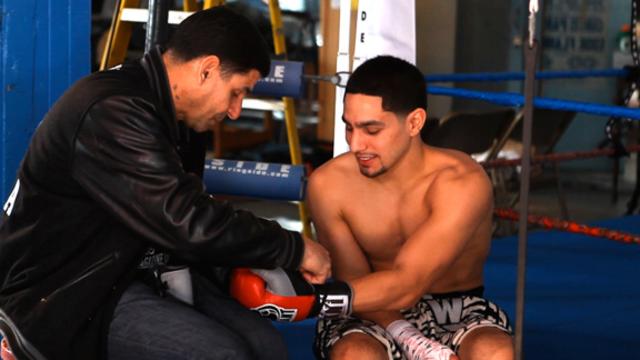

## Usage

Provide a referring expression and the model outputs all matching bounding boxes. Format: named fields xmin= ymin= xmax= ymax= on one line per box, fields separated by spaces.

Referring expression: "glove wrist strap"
xmin=312 ymin=280 xmax=353 ymax=318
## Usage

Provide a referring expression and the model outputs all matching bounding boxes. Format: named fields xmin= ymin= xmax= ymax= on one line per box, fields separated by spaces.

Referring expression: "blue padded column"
xmin=0 ymin=0 xmax=90 ymax=200
xmin=204 ymin=159 xmax=306 ymax=201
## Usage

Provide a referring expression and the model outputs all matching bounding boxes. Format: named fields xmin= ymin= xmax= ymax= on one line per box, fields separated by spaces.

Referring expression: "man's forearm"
xmin=350 ymin=269 xmax=426 ymax=313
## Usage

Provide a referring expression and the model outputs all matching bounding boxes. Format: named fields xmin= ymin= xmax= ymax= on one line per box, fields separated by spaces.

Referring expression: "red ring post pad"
xmin=203 ymin=159 xmax=306 ymax=201
xmin=252 ymin=60 xmax=304 ymax=99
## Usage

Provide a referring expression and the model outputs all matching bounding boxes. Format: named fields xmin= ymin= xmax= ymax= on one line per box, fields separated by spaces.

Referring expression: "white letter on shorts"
xmin=3 ymin=179 xmax=21 ymax=216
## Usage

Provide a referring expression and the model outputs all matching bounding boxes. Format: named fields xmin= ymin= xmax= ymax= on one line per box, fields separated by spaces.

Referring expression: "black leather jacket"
xmin=0 ymin=48 xmax=303 ymax=359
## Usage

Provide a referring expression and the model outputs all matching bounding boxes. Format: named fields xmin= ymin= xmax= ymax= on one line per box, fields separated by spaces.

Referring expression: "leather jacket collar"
xmin=140 ymin=46 xmax=182 ymax=145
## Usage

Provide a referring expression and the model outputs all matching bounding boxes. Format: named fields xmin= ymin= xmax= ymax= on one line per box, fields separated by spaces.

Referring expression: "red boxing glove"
xmin=230 ymin=267 xmax=352 ymax=322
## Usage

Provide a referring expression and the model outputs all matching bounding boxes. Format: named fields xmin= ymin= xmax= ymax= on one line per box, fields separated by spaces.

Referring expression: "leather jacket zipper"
xmin=40 ymin=252 xmax=118 ymax=303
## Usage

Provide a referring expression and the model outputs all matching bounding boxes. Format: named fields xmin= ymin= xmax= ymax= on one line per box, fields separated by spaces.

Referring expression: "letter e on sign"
xmin=274 ymin=65 xmax=285 ymax=79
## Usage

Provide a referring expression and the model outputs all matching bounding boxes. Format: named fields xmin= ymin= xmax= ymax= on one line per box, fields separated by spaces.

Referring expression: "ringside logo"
xmin=251 ymin=304 xmax=298 ymax=322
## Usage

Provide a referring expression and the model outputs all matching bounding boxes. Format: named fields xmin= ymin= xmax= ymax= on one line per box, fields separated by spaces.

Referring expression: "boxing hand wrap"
xmin=230 ymin=268 xmax=352 ymax=322
xmin=387 ymin=320 xmax=457 ymax=360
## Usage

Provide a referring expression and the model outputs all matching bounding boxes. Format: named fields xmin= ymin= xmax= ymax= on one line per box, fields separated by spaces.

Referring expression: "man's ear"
xmin=405 ymin=108 xmax=427 ymax=137
xmin=199 ymin=55 xmax=221 ymax=84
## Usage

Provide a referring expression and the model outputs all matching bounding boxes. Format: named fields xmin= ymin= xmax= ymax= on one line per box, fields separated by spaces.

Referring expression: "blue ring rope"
xmin=425 ymin=68 xmax=629 ymax=83
xmin=427 ymin=86 xmax=640 ymax=120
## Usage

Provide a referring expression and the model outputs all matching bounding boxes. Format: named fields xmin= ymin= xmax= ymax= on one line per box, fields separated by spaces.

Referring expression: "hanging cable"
xmin=527 ymin=0 xmax=538 ymax=48
xmin=514 ymin=2 xmax=539 ymax=359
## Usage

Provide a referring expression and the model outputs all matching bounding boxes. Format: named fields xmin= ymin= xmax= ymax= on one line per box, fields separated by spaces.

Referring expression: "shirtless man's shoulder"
xmin=307 ymin=153 xmax=364 ymax=202
xmin=424 ymin=146 xmax=493 ymax=199
xmin=310 ymin=152 xmax=360 ymax=182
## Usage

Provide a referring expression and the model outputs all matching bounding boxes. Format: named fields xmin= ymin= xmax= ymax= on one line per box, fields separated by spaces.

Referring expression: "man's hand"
xmin=299 ymin=235 xmax=331 ymax=284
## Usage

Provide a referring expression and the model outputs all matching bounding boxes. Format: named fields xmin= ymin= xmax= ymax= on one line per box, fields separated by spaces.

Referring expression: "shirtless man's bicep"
xmin=307 ymin=165 xmax=370 ymax=282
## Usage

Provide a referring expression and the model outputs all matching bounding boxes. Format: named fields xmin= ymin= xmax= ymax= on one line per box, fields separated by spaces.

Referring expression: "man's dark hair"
xmin=166 ymin=6 xmax=270 ymax=77
xmin=345 ymin=56 xmax=427 ymax=114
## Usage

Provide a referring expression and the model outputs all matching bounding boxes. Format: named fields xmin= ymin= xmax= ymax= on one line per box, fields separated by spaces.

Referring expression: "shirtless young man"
xmin=307 ymin=56 xmax=513 ymax=360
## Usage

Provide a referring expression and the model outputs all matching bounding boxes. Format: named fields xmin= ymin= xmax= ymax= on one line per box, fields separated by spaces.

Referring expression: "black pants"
xmin=108 ymin=272 xmax=287 ymax=360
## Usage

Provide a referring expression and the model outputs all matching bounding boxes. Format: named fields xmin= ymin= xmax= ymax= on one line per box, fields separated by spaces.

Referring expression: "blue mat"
xmin=485 ymin=215 xmax=640 ymax=359
xmin=278 ymin=215 xmax=640 ymax=359
xmin=275 ymin=319 xmax=318 ymax=359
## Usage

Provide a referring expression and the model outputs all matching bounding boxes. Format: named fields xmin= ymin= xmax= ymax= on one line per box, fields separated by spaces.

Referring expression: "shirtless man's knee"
xmin=457 ymin=328 xmax=514 ymax=360
xmin=330 ymin=333 xmax=388 ymax=360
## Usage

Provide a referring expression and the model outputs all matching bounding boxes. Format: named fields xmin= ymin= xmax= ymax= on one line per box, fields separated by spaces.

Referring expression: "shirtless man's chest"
xmin=342 ymin=180 xmax=432 ymax=269
xmin=339 ymin=173 xmax=491 ymax=291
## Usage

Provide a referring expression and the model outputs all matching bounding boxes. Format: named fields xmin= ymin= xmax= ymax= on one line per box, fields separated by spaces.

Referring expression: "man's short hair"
xmin=166 ymin=6 xmax=270 ymax=77
xmin=345 ymin=56 xmax=427 ymax=114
